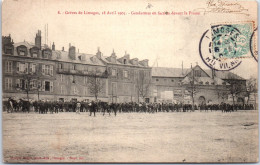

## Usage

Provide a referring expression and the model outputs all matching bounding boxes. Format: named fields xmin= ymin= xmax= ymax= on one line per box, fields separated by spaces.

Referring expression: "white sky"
xmin=2 ymin=0 xmax=258 ymax=79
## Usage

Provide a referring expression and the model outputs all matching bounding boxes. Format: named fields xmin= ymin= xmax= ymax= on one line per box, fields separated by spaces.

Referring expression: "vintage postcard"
xmin=2 ymin=0 xmax=258 ymax=163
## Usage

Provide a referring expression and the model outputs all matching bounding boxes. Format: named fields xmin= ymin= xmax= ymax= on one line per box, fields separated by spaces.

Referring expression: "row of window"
xmin=155 ymin=78 xmax=227 ymax=86
xmin=42 ymin=64 xmax=54 ymax=76
xmin=197 ymin=81 xmax=226 ymax=85
xmin=5 ymin=77 xmax=91 ymax=95
xmin=15 ymin=46 xmax=52 ymax=59
xmin=5 ymin=61 xmax=148 ymax=80
xmin=5 ymin=77 xmax=105 ymax=96
xmin=111 ymin=68 xmax=150 ymax=79
xmin=59 ymin=74 xmax=96 ymax=85
xmin=111 ymin=82 xmax=138 ymax=95
xmin=16 ymin=62 xmax=37 ymax=74
xmin=156 ymin=78 xmax=182 ymax=83
xmin=4 ymin=78 xmax=54 ymax=92
xmin=58 ymin=63 xmax=104 ymax=72
xmin=5 ymin=61 xmax=53 ymax=76
xmin=60 ymin=85 xmax=88 ymax=95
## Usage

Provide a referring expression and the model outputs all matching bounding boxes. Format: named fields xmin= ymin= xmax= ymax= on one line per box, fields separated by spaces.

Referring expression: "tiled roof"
xmin=152 ymin=67 xmax=245 ymax=80
xmin=53 ymin=50 xmax=105 ymax=66
xmin=13 ymin=41 xmax=34 ymax=49
xmin=11 ymin=42 xmax=105 ymax=66
xmin=101 ymin=56 xmax=121 ymax=64
xmin=182 ymin=76 xmax=227 ymax=85
xmin=204 ymin=70 xmax=245 ymax=80
xmin=101 ymin=55 xmax=147 ymax=67
xmin=152 ymin=67 xmax=191 ymax=77
xmin=11 ymin=41 xmax=147 ymax=67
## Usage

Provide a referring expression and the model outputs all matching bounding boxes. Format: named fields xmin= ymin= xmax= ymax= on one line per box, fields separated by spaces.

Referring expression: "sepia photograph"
xmin=1 ymin=0 xmax=259 ymax=163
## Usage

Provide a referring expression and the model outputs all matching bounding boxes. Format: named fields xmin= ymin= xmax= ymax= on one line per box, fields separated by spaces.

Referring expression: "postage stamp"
xmin=199 ymin=21 xmax=256 ymax=71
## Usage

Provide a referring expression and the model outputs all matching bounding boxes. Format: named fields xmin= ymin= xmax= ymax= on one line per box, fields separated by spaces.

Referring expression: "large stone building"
xmin=2 ymin=32 xmax=57 ymax=101
xmin=2 ymin=30 xmax=249 ymax=104
xmin=151 ymin=65 xmax=247 ymax=105
xmin=2 ymin=30 xmax=151 ymax=103
xmin=96 ymin=50 xmax=151 ymax=103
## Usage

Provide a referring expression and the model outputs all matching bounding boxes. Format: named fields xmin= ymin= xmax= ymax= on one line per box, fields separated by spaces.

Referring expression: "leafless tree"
xmin=216 ymin=84 xmax=229 ymax=103
xmin=87 ymin=70 xmax=106 ymax=101
xmin=136 ymin=70 xmax=151 ymax=103
xmin=217 ymin=90 xmax=228 ymax=103
xmin=246 ymin=77 xmax=257 ymax=106
xmin=228 ymin=82 xmax=243 ymax=109
xmin=16 ymin=74 xmax=40 ymax=101
xmin=184 ymin=67 xmax=199 ymax=110
xmin=225 ymin=72 xmax=247 ymax=108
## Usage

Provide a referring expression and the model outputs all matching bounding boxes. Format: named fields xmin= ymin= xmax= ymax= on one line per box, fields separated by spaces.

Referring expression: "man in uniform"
xmin=76 ymin=101 xmax=81 ymax=114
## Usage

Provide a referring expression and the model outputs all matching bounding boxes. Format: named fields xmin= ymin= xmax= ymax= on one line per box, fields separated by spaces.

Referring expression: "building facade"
xmin=2 ymin=30 xmax=250 ymax=104
xmin=151 ymin=65 xmax=248 ymax=105
xmin=3 ymin=33 xmax=57 ymax=101
xmin=96 ymin=50 xmax=152 ymax=103
xmin=2 ymin=30 xmax=151 ymax=103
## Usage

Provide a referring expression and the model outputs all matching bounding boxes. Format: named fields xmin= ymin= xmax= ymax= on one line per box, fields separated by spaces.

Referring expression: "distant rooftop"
xmin=11 ymin=41 xmax=149 ymax=67
xmin=152 ymin=67 xmax=245 ymax=80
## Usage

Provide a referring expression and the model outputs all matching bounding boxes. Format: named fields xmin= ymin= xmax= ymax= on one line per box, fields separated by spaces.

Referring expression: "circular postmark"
xmin=250 ymin=27 xmax=258 ymax=62
xmin=199 ymin=24 xmax=246 ymax=71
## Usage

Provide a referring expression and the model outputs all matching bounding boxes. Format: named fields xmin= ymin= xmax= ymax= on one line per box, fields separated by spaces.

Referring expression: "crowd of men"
xmin=3 ymin=97 xmax=256 ymax=116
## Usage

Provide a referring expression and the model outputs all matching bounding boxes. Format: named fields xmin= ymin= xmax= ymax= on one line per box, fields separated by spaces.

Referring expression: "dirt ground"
xmin=2 ymin=110 xmax=259 ymax=163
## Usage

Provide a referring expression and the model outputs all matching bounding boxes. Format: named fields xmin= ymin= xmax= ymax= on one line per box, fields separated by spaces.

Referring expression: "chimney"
xmin=35 ymin=30 xmax=41 ymax=49
xmin=69 ymin=45 xmax=76 ymax=60
xmin=62 ymin=47 xmax=64 ymax=51
xmin=140 ymin=59 xmax=149 ymax=67
xmin=111 ymin=49 xmax=116 ymax=57
xmin=110 ymin=49 xmax=117 ymax=63
xmin=96 ymin=47 xmax=102 ymax=59
xmin=52 ymin=42 xmax=55 ymax=51
xmin=132 ymin=58 xmax=139 ymax=65
xmin=2 ymin=35 xmax=14 ymax=55
xmin=124 ymin=51 xmax=130 ymax=59
xmin=69 ymin=43 xmax=71 ymax=48
xmin=80 ymin=54 xmax=86 ymax=61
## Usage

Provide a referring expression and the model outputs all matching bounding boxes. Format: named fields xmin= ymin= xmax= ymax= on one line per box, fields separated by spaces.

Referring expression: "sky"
xmin=2 ymin=0 xmax=258 ymax=79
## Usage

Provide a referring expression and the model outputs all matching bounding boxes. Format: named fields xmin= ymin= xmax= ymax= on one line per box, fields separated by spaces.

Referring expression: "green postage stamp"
xmin=210 ymin=22 xmax=255 ymax=60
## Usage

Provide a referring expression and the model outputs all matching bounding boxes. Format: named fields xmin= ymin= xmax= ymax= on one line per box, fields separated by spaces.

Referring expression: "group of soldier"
xmin=4 ymin=97 xmax=256 ymax=116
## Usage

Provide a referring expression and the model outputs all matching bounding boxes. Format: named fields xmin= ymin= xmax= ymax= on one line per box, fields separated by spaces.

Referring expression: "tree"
xmin=246 ymin=77 xmax=257 ymax=106
xmin=183 ymin=66 xmax=198 ymax=110
xmin=87 ymin=70 xmax=106 ymax=101
xmin=229 ymin=82 xmax=242 ymax=109
xmin=16 ymin=74 xmax=40 ymax=101
xmin=136 ymin=70 xmax=151 ymax=103
xmin=216 ymin=84 xmax=229 ymax=103
xmin=217 ymin=90 xmax=228 ymax=103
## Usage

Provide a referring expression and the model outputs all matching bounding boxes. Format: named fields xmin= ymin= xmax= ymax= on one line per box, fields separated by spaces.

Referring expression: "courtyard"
xmin=2 ymin=110 xmax=258 ymax=163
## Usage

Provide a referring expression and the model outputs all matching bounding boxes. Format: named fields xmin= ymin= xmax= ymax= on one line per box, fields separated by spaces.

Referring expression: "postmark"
xmin=250 ymin=27 xmax=258 ymax=62
xmin=199 ymin=22 xmax=255 ymax=71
